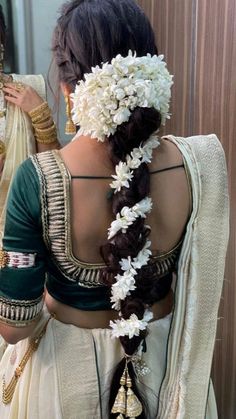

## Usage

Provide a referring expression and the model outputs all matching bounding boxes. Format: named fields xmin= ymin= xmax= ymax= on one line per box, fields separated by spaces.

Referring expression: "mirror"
xmin=0 ymin=0 xmax=68 ymax=143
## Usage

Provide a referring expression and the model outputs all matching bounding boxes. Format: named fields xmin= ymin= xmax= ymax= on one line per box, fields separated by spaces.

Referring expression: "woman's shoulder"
xmin=160 ymin=133 xmax=226 ymax=169
xmin=14 ymin=149 xmax=58 ymax=193
xmin=149 ymin=133 xmax=223 ymax=171
xmin=28 ymin=149 xmax=59 ymax=173
xmin=10 ymin=157 xmax=40 ymax=203
xmin=162 ymin=133 xmax=223 ymax=155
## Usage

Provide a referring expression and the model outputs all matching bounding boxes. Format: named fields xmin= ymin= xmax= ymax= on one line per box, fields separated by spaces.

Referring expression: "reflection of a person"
xmin=0 ymin=5 xmax=59 ymax=242
xmin=0 ymin=1 xmax=229 ymax=418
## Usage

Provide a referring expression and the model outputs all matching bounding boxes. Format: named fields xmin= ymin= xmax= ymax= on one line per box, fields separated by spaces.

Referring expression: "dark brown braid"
xmin=100 ymin=107 xmax=173 ymax=418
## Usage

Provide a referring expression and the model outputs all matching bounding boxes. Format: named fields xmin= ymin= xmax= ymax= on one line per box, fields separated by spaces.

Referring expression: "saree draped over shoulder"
xmin=0 ymin=74 xmax=46 ymax=244
xmin=0 ymin=134 xmax=229 ymax=419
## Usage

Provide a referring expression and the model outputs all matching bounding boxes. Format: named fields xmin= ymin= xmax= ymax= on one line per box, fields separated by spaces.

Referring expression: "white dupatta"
xmin=158 ymin=134 xmax=229 ymax=418
xmin=0 ymin=74 xmax=46 ymax=243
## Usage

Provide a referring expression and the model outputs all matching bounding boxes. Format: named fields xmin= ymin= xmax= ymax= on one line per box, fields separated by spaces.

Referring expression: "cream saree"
xmin=0 ymin=134 xmax=229 ymax=419
xmin=0 ymin=74 xmax=46 ymax=243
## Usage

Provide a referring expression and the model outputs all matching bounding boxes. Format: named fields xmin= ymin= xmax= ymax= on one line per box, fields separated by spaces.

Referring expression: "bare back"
xmin=59 ymin=135 xmax=191 ymax=262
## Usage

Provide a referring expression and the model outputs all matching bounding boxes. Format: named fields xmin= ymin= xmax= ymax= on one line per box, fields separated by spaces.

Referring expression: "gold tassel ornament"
xmin=111 ymin=368 xmax=127 ymax=416
xmin=111 ymin=361 xmax=143 ymax=418
xmin=125 ymin=370 xmax=143 ymax=418
xmin=65 ymin=95 xmax=76 ymax=135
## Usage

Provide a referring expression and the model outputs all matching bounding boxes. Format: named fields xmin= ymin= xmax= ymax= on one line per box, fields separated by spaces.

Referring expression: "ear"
xmin=60 ymin=82 xmax=72 ymax=97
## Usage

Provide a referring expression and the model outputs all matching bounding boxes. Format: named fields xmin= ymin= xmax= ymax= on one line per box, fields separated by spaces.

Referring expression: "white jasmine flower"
xmin=113 ymin=107 xmax=130 ymax=125
xmin=111 ymin=271 xmax=137 ymax=307
xmin=108 ymin=198 xmax=153 ymax=239
xmin=110 ymin=310 xmax=153 ymax=339
xmin=119 ymin=256 xmax=135 ymax=272
xmin=133 ymin=197 xmax=153 ymax=218
xmin=110 ymin=162 xmax=133 ymax=192
xmin=133 ymin=240 xmax=152 ymax=269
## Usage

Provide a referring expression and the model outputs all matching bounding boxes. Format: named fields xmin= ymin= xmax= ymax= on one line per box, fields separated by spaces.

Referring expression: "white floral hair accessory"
xmin=108 ymin=197 xmax=152 ymax=239
xmin=110 ymin=310 xmax=153 ymax=339
xmin=71 ymin=51 xmax=173 ymax=141
xmin=111 ymin=240 xmax=152 ymax=310
xmin=110 ymin=134 xmax=160 ymax=193
xmin=107 ymin=132 xmax=161 ymax=338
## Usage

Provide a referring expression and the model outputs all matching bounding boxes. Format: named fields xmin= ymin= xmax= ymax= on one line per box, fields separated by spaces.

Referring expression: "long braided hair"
xmin=53 ymin=2 xmax=173 ymax=418
xmin=102 ymin=107 xmax=169 ymax=418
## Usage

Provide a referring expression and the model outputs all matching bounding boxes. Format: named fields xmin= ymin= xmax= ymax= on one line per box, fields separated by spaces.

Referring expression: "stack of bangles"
xmin=0 ymin=139 xmax=5 ymax=156
xmin=28 ymin=102 xmax=58 ymax=144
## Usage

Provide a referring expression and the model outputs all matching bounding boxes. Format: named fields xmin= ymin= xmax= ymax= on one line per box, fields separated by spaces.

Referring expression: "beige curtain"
xmin=137 ymin=1 xmax=236 ymax=417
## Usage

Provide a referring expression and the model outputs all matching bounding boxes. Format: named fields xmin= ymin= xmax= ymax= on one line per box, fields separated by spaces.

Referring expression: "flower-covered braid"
xmin=72 ymin=52 xmax=173 ymax=419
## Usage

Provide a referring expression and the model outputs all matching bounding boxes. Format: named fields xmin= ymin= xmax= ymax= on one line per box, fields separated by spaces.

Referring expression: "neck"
xmin=66 ymin=133 xmax=112 ymax=170
xmin=72 ymin=133 xmax=108 ymax=151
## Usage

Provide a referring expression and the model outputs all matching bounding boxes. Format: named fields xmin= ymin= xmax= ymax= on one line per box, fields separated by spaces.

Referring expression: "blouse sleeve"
xmin=0 ymin=158 xmax=47 ymax=327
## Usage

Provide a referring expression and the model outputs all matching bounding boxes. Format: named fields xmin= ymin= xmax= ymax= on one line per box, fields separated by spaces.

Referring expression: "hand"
xmin=3 ymin=82 xmax=44 ymax=113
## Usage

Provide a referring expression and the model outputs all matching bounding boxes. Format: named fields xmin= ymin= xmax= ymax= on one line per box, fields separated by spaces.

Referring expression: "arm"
xmin=0 ymin=321 xmax=41 ymax=345
xmin=0 ymin=160 xmax=47 ymax=343
xmin=3 ymin=83 xmax=60 ymax=151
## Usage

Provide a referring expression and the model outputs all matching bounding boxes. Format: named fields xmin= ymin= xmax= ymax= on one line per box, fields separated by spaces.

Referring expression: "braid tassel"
xmin=126 ymin=369 xmax=142 ymax=418
xmin=111 ymin=362 xmax=143 ymax=418
xmin=111 ymin=366 xmax=127 ymax=416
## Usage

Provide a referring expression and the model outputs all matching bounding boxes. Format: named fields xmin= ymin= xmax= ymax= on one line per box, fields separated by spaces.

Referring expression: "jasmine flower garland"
xmin=110 ymin=135 xmax=160 ymax=193
xmin=71 ymin=51 xmax=173 ymax=142
xmin=108 ymin=197 xmax=153 ymax=239
xmin=110 ymin=310 xmax=153 ymax=339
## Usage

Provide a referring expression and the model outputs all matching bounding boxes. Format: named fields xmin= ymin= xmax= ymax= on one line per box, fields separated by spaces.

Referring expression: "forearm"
xmin=0 ymin=316 xmax=42 ymax=344
xmin=36 ymin=140 xmax=61 ymax=153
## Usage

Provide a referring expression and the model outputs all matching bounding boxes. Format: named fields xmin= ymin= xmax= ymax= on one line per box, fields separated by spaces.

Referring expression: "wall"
xmin=137 ymin=1 xmax=236 ymax=417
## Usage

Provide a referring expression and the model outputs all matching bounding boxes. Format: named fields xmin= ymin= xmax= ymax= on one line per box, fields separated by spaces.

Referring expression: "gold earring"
xmin=65 ymin=95 xmax=76 ymax=135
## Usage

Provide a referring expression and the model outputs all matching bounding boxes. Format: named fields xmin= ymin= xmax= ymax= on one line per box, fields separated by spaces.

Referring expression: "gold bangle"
xmin=36 ymin=135 xmax=57 ymax=143
xmin=33 ymin=117 xmax=54 ymax=130
xmin=0 ymin=139 xmax=5 ymax=155
xmin=28 ymin=102 xmax=49 ymax=119
xmin=34 ymin=123 xmax=56 ymax=136
xmin=34 ymin=131 xmax=57 ymax=142
xmin=35 ymin=124 xmax=57 ymax=143
xmin=35 ymin=135 xmax=58 ymax=144
xmin=31 ymin=110 xmax=52 ymax=124
xmin=29 ymin=102 xmax=52 ymax=124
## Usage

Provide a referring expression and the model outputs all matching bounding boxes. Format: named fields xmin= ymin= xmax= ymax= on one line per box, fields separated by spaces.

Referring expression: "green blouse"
xmin=0 ymin=151 xmax=180 ymax=327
